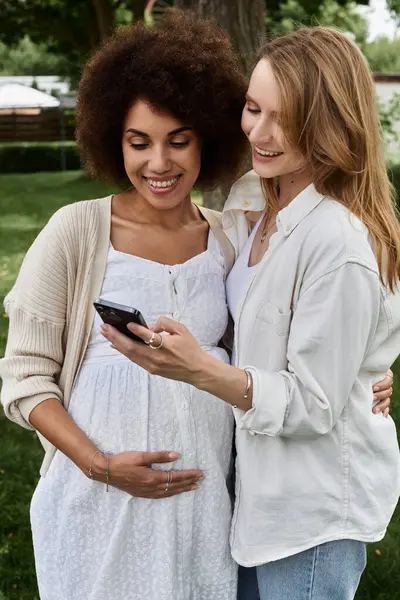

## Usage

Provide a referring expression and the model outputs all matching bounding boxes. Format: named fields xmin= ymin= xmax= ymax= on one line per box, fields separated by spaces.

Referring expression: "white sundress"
xmin=30 ymin=230 xmax=237 ymax=600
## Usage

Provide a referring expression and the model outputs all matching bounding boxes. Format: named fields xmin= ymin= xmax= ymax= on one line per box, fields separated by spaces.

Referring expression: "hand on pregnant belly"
xmin=92 ymin=450 xmax=204 ymax=498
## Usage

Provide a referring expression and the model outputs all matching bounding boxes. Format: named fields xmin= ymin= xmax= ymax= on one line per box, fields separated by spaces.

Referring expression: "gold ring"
xmin=145 ymin=333 xmax=156 ymax=346
xmin=149 ymin=334 xmax=163 ymax=350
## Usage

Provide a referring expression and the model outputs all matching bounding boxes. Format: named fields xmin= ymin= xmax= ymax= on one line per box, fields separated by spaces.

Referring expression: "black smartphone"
xmin=93 ymin=299 xmax=148 ymax=343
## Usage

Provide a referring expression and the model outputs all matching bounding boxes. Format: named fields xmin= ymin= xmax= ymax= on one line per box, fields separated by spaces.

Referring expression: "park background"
xmin=0 ymin=1 xmax=399 ymax=599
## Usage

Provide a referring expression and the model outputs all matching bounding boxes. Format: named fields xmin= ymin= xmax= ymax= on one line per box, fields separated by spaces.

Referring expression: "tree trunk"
xmin=175 ymin=0 xmax=264 ymax=209
xmin=174 ymin=0 xmax=265 ymax=75
xmin=132 ymin=0 xmax=147 ymax=20
xmin=91 ymin=0 xmax=116 ymax=41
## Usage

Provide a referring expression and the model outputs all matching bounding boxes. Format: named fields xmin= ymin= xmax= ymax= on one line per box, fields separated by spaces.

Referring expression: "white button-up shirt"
xmin=223 ymin=171 xmax=400 ymax=566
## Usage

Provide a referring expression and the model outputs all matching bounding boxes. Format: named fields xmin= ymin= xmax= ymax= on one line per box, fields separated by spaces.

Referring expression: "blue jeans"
xmin=237 ymin=540 xmax=366 ymax=600
xmin=237 ymin=566 xmax=260 ymax=600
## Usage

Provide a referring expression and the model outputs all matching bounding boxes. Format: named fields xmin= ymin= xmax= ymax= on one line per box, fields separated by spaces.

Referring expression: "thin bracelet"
xmin=243 ymin=369 xmax=252 ymax=402
xmin=87 ymin=450 xmax=103 ymax=479
xmin=233 ymin=369 xmax=252 ymax=409
xmin=105 ymin=454 xmax=110 ymax=492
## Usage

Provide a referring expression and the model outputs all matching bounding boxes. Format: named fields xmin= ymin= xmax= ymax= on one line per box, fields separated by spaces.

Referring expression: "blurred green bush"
xmin=0 ymin=142 xmax=81 ymax=174
xmin=389 ymin=163 xmax=400 ymax=208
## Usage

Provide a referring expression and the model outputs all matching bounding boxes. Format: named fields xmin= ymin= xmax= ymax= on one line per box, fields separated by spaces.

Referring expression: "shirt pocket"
xmin=246 ymin=300 xmax=292 ymax=371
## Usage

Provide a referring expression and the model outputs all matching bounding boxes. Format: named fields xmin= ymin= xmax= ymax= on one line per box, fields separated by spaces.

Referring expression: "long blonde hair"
xmin=258 ymin=27 xmax=400 ymax=291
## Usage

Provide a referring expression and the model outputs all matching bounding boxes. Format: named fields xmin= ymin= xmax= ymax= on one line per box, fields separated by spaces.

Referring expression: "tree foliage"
xmin=364 ymin=36 xmax=400 ymax=73
xmin=268 ymin=0 xmax=369 ymax=44
xmin=0 ymin=36 xmax=63 ymax=76
xmin=267 ymin=0 xmax=369 ymax=37
xmin=0 ymin=0 xmax=147 ymax=85
xmin=379 ymin=94 xmax=400 ymax=147
xmin=0 ymin=0 xmax=373 ymax=78
xmin=387 ymin=0 xmax=400 ymax=25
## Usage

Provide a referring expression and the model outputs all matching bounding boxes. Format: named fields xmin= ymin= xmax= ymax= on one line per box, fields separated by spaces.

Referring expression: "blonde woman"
xmin=103 ymin=27 xmax=400 ymax=600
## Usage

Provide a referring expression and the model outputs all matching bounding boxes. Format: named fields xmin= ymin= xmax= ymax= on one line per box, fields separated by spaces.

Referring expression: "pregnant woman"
xmin=0 ymin=12 xmax=247 ymax=600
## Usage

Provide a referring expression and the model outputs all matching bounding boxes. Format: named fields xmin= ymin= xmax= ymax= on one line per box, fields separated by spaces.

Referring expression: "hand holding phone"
xmin=93 ymin=299 xmax=148 ymax=343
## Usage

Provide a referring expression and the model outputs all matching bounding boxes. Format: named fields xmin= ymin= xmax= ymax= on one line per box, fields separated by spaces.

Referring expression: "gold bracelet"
xmin=233 ymin=369 xmax=252 ymax=409
xmin=243 ymin=369 xmax=252 ymax=402
xmin=87 ymin=450 xmax=103 ymax=479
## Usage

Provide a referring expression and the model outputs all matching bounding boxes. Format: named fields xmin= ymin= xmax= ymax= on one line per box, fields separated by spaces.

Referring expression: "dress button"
xmin=173 ymin=311 xmax=180 ymax=319
xmin=183 ymin=403 xmax=188 ymax=410
xmin=285 ymin=223 xmax=291 ymax=233
xmin=243 ymin=199 xmax=250 ymax=208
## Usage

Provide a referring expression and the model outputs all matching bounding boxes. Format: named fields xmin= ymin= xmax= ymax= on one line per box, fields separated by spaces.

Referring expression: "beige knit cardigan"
xmin=0 ymin=196 xmax=234 ymax=475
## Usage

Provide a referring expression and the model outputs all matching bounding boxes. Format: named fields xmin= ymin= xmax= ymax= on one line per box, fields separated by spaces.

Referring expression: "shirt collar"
xmin=223 ymin=170 xmax=265 ymax=213
xmin=223 ymin=171 xmax=326 ymax=237
xmin=277 ymin=183 xmax=326 ymax=237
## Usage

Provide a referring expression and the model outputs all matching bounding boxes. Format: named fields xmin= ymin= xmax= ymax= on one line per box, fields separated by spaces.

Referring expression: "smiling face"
xmin=241 ymin=58 xmax=307 ymax=181
xmin=122 ymin=99 xmax=202 ymax=210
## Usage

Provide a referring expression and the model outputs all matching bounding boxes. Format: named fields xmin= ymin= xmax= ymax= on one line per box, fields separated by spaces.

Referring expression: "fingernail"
xmin=168 ymin=452 xmax=180 ymax=459
xmin=373 ymin=386 xmax=380 ymax=392
xmin=191 ymin=485 xmax=199 ymax=491
xmin=373 ymin=395 xmax=378 ymax=401
xmin=198 ymin=475 xmax=204 ymax=480
xmin=373 ymin=407 xmax=379 ymax=414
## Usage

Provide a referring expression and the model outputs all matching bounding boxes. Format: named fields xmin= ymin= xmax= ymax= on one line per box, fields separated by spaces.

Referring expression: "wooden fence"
xmin=0 ymin=108 xmax=76 ymax=142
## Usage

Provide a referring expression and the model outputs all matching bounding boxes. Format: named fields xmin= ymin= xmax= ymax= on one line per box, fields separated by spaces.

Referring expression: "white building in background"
xmin=0 ymin=76 xmax=75 ymax=108
xmin=0 ymin=75 xmax=69 ymax=95
xmin=0 ymin=83 xmax=60 ymax=111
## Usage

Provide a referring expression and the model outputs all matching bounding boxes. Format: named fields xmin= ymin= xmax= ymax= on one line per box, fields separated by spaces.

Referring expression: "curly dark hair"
xmin=75 ymin=9 xmax=249 ymax=189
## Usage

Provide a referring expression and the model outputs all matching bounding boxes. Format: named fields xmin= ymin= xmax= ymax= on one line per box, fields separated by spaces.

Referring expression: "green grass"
xmin=0 ymin=171 xmax=399 ymax=599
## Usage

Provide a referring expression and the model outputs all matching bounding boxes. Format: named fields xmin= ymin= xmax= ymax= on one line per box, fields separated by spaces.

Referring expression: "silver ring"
xmin=149 ymin=334 xmax=163 ymax=350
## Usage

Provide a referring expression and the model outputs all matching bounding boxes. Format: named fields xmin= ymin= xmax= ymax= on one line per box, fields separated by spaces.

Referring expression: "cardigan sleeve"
xmin=0 ymin=206 xmax=72 ymax=429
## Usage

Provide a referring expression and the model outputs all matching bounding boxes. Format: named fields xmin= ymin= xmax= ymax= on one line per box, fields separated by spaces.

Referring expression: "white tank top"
xmin=226 ymin=213 xmax=263 ymax=324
